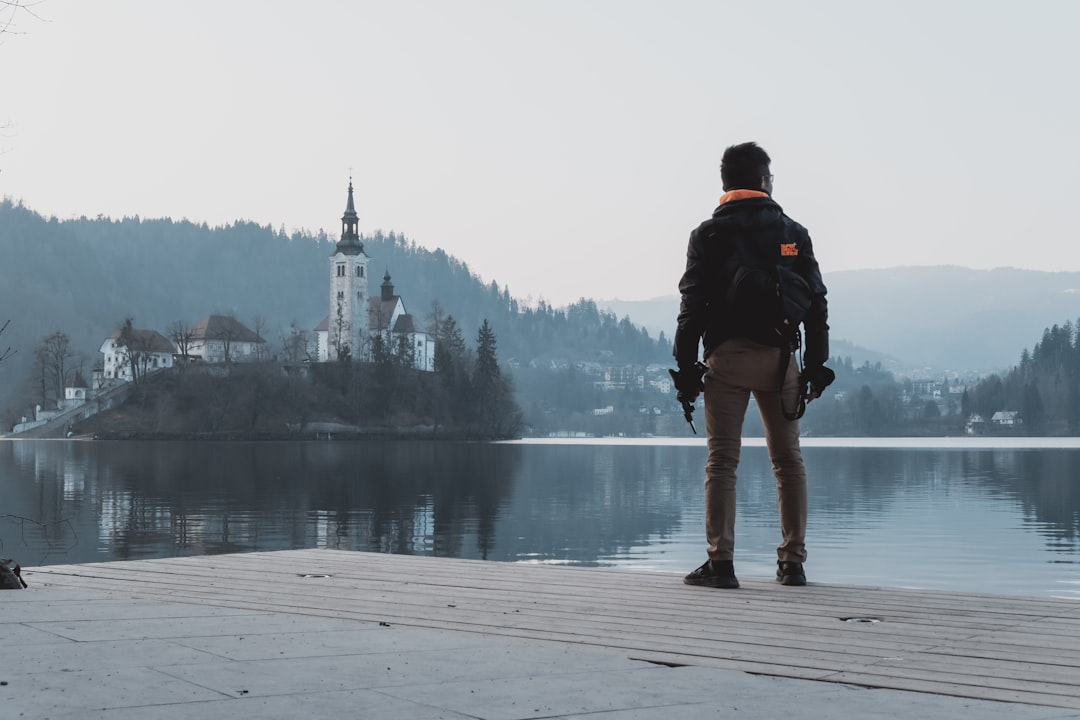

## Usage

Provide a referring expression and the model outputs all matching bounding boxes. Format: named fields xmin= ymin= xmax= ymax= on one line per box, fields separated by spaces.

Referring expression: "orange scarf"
xmin=719 ymin=189 xmax=769 ymax=205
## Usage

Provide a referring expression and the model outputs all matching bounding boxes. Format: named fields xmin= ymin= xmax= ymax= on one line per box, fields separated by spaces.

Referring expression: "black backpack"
xmin=724 ymin=239 xmax=814 ymax=419
xmin=1 ymin=558 xmax=26 ymax=589
xmin=726 ymin=252 xmax=812 ymax=349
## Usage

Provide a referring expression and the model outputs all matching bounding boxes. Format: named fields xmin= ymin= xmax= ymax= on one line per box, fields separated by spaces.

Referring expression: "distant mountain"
xmin=601 ymin=267 xmax=1080 ymax=376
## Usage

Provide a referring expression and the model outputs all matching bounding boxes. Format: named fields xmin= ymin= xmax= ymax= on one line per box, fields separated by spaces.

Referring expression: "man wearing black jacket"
xmin=673 ymin=142 xmax=831 ymax=588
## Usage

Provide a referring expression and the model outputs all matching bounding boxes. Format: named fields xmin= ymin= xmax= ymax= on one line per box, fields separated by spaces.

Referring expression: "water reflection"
xmin=2 ymin=439 xmax=1078 ymax=598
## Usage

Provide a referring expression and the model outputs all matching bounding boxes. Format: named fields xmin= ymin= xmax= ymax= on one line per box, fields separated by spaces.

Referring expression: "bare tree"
xmin=0 ymin=1 xmax=43 ymax=38
xmin=252 ymin=314 xmax=267 ymax=360
xmin=168 ymin=320 xmax=194 ymax=361
xmin=29 ymin=331 xmax=72 ymax=407
xmin=0 ymin=319 xmax=13 ymax=363
xmin=332 ymin=302 xmax=350 ymax=362
xmin=2 ymin=1 xmax=44 ymax=166
xmin=210 ymin=314 xmax=243 ymax=363
xmin=116 ymin=318 xmax=161 ymax=386
xmin=426 ymin=300 xmax=446 ymax=339
xmin=280 ymin=322 xmax=310 ymax=364
xmin=117 ymin=318 xmax=143 ymax=385
xmin=32 ymin=344 xmax=47 ymax=406
xmin=40 ymin=330 xmax=70 ymax=405
xmin=67 ymin=353 xmax=87 ymax=390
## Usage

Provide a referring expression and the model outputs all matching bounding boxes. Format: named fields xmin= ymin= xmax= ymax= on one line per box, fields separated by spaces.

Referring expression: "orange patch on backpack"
xmin=780 ymin=243 xmax=799 ymax=257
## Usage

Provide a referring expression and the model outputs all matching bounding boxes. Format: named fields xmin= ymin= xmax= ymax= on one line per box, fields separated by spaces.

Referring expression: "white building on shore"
xmin=98 ymin=328 xmax=176 ymax=386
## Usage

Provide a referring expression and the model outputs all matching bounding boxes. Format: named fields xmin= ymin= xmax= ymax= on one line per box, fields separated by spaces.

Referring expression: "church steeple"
xmin=336 ymin=179 xmax=364 ymax=255
xmin=381 ymin=269 xmax=395 ymax=301
xmin=325 ymin=176 xmax=370 ymax=363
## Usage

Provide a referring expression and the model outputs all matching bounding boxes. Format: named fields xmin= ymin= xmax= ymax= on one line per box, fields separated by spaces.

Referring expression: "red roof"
xmin=369 ymin=295 xmax=401 ymax=331
xmin=107 ymin=328 xmax=176 ymax=353
xmin=190 ymin=315 xmax=265 ymax=343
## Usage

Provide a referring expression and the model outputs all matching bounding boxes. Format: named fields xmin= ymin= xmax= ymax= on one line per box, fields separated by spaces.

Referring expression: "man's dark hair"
xmin=720 ymin=142 xmax=771 ymax=191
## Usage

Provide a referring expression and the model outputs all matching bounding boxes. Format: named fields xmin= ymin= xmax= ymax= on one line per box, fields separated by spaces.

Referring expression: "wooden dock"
xmin=27 ymin=549 xmax=1080 ymax=709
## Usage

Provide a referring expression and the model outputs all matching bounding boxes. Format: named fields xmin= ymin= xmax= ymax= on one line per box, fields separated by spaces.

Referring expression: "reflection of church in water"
xmin=313 ymin=181 xmax=435 ymax=371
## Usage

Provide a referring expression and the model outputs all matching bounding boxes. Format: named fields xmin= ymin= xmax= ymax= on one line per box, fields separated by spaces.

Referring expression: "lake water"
xmin=3 ymin=437 xmax=1079 ymax=599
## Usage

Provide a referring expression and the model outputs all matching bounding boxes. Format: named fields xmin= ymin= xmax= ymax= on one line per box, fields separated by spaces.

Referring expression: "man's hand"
xmin=800 ymin=365 xmax=835 ymax=404
xmin=669 ymin=362 xmax=707 ymax=433
xmin=671 ymin=363 xmax=706 ymax=405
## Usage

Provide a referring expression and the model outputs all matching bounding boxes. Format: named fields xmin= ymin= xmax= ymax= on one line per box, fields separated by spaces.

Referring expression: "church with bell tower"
xmin=314 ymin=180 xmax=435 ymax=371
xmin=324 ymin=179 xmax=370 ymax=361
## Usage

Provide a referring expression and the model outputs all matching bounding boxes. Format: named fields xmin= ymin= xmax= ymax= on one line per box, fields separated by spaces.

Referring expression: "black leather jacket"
xmin=674 ymin=194 xmax=829 ymax=369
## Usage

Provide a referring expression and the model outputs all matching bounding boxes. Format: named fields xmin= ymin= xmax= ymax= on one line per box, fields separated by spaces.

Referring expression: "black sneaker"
xmin=776 ymin=561 xmax=806 ymax=586
xmin=683 ymin=559 xmax=739 ymax=589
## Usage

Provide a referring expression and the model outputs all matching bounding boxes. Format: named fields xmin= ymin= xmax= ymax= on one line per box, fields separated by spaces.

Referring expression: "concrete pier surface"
xmin=5 ymin=549 xmax=1079 ymax=719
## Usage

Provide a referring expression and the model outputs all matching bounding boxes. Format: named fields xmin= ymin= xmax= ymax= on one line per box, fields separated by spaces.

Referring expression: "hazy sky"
xmin=3 ymin=1 xmax=1078 ymax=306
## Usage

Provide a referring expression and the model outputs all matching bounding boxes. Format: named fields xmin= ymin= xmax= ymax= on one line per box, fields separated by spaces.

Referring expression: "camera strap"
xmin=778 ymin=329 xmax=805 ymax=421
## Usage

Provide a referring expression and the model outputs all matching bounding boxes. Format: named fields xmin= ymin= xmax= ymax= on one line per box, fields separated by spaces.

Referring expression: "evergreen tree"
xmin=475 ymin=319 xmax=500 ymax=389
xmin=1022 ymin=382 xmax=1045 ymax=435
xmin=472 ymin=319 xmax=521 ymax=438
xmin=430 ymin=313 xmax=471 ymax=428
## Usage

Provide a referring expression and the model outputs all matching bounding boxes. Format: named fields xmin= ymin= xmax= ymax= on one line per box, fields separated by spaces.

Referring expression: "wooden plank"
xmin=47 ymin=553 xmax=1063 ymax=632
xmin=825 ymin=670 xmax=1080 ymax=709
xmin=249 ymin=550 xmax=1079 ymax=624
xmin=28 ymin=558 xmax=1070 ymax=659
xmin=30 ymin=566 xmax=980 ymax=657
xmin=26 ymin=549 xmax=1080 ymax=710
xmin=934 ymin=642 xmax=1080 ymax=666
xmin=27 ymin=575 xmax=903 ymax=669
xmin=41 ymin=574 xmax=1052 ymax=660
xmin=147 ymin=548 xmax=1075 ymax=621
xmin=867 ymin=654 xmax=1080 ymax=687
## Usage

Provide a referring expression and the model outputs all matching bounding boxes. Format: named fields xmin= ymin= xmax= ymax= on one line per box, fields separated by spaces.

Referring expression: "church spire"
xmin=336 ymin=178 xmax=364 ymax=255
xmin=381 ymin=268 xmax=395 ymax=300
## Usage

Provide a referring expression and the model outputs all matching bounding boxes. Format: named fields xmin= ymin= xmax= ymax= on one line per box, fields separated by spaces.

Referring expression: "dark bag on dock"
xmin=1 ymin=558 xmax=27 ymax=589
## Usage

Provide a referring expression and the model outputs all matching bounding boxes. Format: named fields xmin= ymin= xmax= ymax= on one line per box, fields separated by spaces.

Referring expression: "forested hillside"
xmin=0 ymin=200 xmax=668 ymax=425
xmin=797 ymin=318 xmax=1080 ymax=437
xmin=966 ymin=321 xmax=1080 ymax=435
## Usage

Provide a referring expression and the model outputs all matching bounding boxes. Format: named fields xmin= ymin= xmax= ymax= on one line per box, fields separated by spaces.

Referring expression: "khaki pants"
xmin=703 ymin=338 xmax=808 ymax=564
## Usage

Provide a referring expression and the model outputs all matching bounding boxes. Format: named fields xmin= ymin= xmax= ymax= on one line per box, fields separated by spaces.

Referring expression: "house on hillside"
xmin=60 ymin=372 xmax=89 ymax=411
xmin=187 ymin=315 xmax=266 ymax=363
xmin=313 ymin=181 xmax=434 ymax=371
xmin=991 ymin=410 xmax=1022 ymax=427
xmin=97 ymin=328 xmax=176 ymax=387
